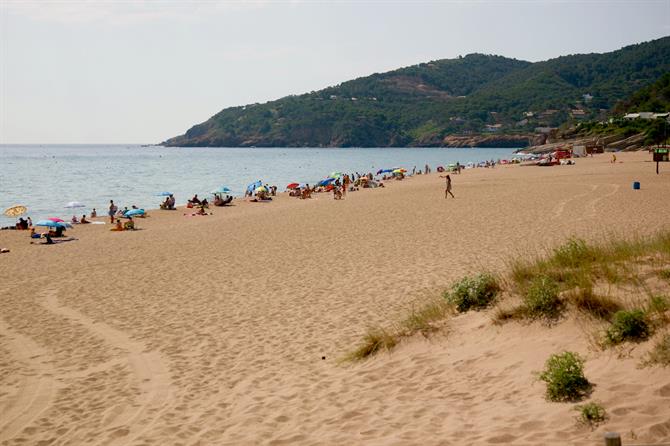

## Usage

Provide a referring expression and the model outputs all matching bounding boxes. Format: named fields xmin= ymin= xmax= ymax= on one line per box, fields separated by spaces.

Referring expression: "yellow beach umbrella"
xmin=4 ymin=205 xmax=27 ymax=217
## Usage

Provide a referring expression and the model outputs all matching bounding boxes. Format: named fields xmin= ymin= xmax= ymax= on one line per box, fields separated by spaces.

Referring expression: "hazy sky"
xmin=1 ymin=0 xmax=668 ymax=144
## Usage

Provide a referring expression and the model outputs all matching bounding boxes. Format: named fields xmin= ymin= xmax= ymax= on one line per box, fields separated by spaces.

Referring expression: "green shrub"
xmin=575 ymin=402 xmax=607 ymax=428
xmin=605 ymin=309 xmax=650 ymax=345
xmin=445 ymin=273 xmax=500 ymax=312
xmin=538 ymin=351 xmax=591 ymax=402
xmin=658 ymin=269 xmax=670 ymax=280
xmin=524 ymin=275 xmax=563 ymax=320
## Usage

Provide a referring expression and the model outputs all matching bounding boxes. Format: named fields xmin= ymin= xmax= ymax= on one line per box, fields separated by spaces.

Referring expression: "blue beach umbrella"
xmin=317 ymin=178 xmax=336 ymax=187
xmin=123 ymin=209 xmax=145 ymax=217
xmin=156 ymin=191 xmax=173 ymax=196
xmin=211 ymin=186 xmax=232 ymax=194
xmin=35 ymin=220 xmax=71 ymax=229
xmin=246 ymin=180 xmax=262 ymax=194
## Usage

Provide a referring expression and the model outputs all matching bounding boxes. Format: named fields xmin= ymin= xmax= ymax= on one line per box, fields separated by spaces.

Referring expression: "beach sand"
xmin=1 ymin=151 xmax=669 ymax=445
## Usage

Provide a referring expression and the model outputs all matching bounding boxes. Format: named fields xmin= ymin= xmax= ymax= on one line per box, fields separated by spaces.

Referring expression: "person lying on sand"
xmin=81 ymin=215 xmax=90 ymax=224
xmin=0 ymin=248 xmax=9 ymax=253
xmin=31 ymin=234 xmax=77 ymax=245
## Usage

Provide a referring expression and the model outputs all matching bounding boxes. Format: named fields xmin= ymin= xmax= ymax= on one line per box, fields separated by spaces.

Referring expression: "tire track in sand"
xmin=40 ymin=288 xmax=173 ymax=445
xmin=551 ymin=184 xmax=597 ymax=220
xmin=583 ymin=183 xmax=620 ymax=219
xmin=0 ymin=319 xmax=57 ymax=442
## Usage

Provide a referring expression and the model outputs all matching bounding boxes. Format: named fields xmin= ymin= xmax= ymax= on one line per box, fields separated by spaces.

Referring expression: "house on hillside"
xmin=484 ymin=124 xmax=503 ymax=133
xmin=582 ymin=94 xmax=593 ymax=103
xmin=570 ymin=109 xmax=587 ymax=118
xmin=535 ymin=127 xmax=557 ymax=134
xmin=624 ymin=112 xmax=655 ymax=120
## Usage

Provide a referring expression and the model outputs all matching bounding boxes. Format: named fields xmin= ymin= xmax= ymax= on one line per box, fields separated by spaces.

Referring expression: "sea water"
xmin=0 ymin=145 xmax=516 ymax=225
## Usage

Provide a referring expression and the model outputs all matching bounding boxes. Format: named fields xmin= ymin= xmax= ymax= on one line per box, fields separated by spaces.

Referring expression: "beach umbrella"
xmin=246 ymin=180 xmax=262 ymax=195
xmin=255 ymin=186 xmax=268 ymax=194
xmin=330 ymin=171 xmax=343 ymax=179
xmin=286 ymin=182 xmax=300 ymax=190
xmin=317 ymin=178 xmax=336 ymax=187
xmin=156 ymin=191 xmax=173 ymax=196
xmin=3 ymin=205 xmax=27 ymax=217
xmin=124 ymin=209 xmax=145 ymax=217
xmin=211 ymin=186 xmax=232 ymax=194
xmin=48 ymin=217 xmax=65 ymax=222
xmin=65 ymin=201 xmax=85 ymax=208
xmin=34 ymin=220 xmax=71 ymax=229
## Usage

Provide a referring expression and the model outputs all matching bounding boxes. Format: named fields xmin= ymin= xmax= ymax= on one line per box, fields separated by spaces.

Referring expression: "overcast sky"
xmin=1 ymin=0 xmax=668 ymax=144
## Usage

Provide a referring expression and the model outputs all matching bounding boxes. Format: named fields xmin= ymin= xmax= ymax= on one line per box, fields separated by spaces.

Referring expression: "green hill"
xmin=163 ymin=36 xmax=670 ymax=148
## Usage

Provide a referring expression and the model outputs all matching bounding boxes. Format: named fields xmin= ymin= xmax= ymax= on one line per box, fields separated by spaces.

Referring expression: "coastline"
xmin=1 ymin=151 xmax=669 ymax=445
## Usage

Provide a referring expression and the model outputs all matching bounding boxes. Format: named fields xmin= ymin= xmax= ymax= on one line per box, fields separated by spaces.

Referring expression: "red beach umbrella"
xmin=286 ymin=183 xmax=300 ymax=189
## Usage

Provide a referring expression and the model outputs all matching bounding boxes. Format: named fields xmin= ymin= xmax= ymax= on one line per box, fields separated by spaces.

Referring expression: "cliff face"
xmin=441 ymin=134 xmax=536 ymax=148
xmin=163 ymin=37 xmax=670 ymax=148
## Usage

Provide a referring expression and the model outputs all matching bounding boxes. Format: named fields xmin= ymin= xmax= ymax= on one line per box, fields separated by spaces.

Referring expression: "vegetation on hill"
xmin=164 ymin=37 xmax=670 ymax=147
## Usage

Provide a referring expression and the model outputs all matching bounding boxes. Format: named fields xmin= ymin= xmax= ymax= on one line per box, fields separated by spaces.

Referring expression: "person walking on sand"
xmin=440 ymin=174 xmax=454 ymax=198
xmin=611 ymin=153 xmax=617 ymax=163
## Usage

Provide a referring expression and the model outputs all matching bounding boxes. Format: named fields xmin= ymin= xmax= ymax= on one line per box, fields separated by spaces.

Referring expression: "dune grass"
xmin=510 ymin=233 xmax=670 ymax=294
xmin=345 ymin=298 xmax=451 ymax=362
xmin=565 ymin=286 xmax=622 ymax=320
xmin=350 ymin=231 xmax=670 ymax=361
xmin=641 ymin=334 xmax=670 ymax=367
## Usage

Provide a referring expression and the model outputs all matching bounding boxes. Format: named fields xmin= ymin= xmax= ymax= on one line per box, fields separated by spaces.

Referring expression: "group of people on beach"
xmin=3 ymin=160 xmax=465 ymax=249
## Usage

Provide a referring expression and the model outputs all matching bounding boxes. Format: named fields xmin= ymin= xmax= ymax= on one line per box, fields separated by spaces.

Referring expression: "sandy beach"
xmin=1 ymin=151 xmax=669 ymax=445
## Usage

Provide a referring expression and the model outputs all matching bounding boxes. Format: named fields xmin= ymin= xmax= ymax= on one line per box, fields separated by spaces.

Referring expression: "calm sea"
xmin=0 ymin=145 xmax=516 ymax=225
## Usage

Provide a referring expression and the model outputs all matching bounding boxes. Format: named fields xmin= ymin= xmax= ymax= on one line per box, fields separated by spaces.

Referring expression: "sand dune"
xmin=1 ymin=152 xmax=669 ymax=445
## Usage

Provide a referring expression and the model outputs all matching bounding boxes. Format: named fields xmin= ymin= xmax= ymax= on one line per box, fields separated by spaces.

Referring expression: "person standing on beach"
xmin=108 ymin=200 xmax=117 ymax=223
xmin=440 ymin=174 xmax=454 ymax=198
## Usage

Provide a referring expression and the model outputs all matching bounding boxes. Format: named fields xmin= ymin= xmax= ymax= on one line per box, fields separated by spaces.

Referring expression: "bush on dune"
xmin=445 ymin=273 xmax=501 ymax=312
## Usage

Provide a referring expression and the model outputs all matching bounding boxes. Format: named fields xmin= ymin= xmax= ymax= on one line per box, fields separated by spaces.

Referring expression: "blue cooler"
xmin=633 ymin=181 xmax=640 ymax=190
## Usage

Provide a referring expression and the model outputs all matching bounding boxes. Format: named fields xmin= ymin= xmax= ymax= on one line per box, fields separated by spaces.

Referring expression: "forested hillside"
xmin=163 ymin=36 xmax=670 ymax=147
